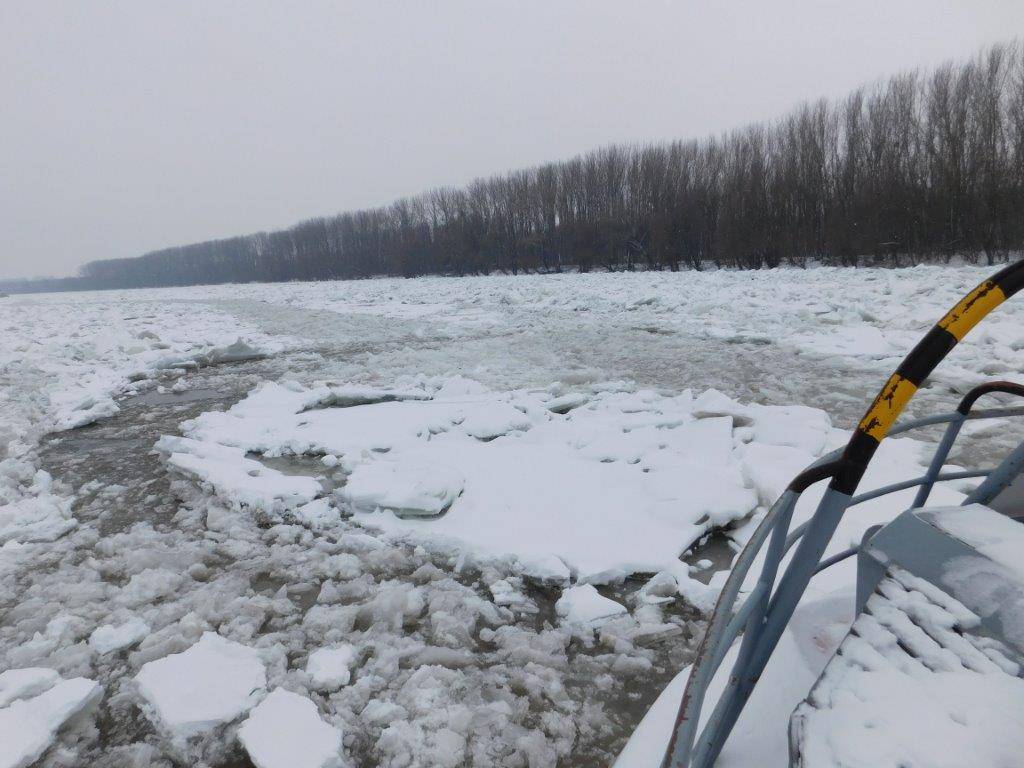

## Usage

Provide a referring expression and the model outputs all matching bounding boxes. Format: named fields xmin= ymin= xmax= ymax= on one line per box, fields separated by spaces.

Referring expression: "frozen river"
xmin=2 ymin=265 xmax=1023 ymax=767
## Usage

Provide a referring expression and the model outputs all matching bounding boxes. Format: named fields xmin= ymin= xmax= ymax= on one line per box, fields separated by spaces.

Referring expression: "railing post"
xmin=911 ymin=413 xmax=965 ymax=509
xmin=689 ymin=489 xmax=798 ymax=766
xmin=965 ymin=438 xmax=1024 ymax=506
xmin=695 ymin=488 xmax=853 ymax=768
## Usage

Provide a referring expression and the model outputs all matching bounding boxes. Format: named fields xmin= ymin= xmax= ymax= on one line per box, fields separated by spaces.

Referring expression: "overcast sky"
xmin=2 ymin=1 xmax=1024 ymax=279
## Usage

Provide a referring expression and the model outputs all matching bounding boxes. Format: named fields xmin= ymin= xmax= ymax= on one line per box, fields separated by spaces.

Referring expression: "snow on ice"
xmin=238 ymin=688 xmax=343 ymax=768
xmin=556 ymin=585 xmax=628 ymax=626
xmin=175 ymin=380 xmax=767 ymax=582
xmin=135 ymin=631 xmax=266 ymax=741
xmin=306 ymin=645 xmax=357 ymax=690
xmin=0 ymin=673 xmax=102 ymax=768
xmin=88 ymin=617 xmax=150 ymax=655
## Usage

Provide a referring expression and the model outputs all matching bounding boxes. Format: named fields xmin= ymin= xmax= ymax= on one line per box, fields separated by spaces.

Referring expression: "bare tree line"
xmin=55 ymin=41 xmax=1024 ymax=290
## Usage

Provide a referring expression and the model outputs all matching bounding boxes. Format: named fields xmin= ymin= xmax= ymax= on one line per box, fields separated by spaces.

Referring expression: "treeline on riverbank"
xmin=14 ymin=41 xmax=1024 ymax=292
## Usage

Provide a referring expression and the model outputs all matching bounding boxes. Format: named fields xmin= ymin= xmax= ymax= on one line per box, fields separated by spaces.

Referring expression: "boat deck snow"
xmin=790 ymin=561 xmax=1024 ymax=767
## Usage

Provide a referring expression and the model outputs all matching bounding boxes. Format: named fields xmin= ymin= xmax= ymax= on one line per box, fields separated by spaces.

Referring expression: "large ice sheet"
xmin=174 ymin=380 xmax=771 ymax=581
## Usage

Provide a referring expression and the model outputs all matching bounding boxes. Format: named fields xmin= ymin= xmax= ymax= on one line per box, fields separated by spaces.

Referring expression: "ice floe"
xmin=88 ymin=616 xmax=150 ymax=655
xmin=0 ymin=674 xmax=102 ymax=768
xmin=135 ymin=632 xmax=266 ymax=740
xmin=306 ymin=645 xmax=357 ymax=690
xmin=556 ymin=585 xmax=628 ymax=626
xmin=238 ymin=688 xmax=343 ymax=768
xmin=168 ymin=379 xmax=793 ymax=581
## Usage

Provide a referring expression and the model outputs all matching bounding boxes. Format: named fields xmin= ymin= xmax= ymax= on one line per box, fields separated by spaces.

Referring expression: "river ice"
xmin=1 ymin=265 xmax=1022 ymax=766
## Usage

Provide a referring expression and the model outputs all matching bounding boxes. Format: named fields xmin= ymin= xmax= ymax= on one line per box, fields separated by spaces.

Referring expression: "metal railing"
xmin=661 ymin=260 xmax=1024 ymax=768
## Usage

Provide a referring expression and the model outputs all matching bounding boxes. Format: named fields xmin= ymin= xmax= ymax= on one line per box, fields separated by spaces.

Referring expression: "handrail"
xmin=662 ymin=260 xmax=1024 ymax=768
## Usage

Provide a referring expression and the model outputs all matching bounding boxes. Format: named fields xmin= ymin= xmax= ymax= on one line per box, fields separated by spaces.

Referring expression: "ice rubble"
xmin=0 ymin=290 xmax=283 ymax=559
xmin=307 ymin=645 xmax=357 ymax=690
xmin=0 ymin=671 xmax=102 ymax=768
xmin=238 ymin=688 xmax=343 ymax=768
xmin=556 ymin=585 xmax=628 ymax=626
xmin=135 ymin=631 xmax=266 ymax=740
xmin=173 ymin=264 xmax=1024 ymax=395
xmin=88 ymin=617 xmax=150 ymax=655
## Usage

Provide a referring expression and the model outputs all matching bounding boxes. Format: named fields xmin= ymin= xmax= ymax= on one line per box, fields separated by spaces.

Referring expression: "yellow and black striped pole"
xmin=833 ymin=260 xmax=1024 ymax=495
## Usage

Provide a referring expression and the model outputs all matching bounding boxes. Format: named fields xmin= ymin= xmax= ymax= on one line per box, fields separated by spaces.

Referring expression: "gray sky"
xmin=2 ymin=1 xmax=1024 ymax=279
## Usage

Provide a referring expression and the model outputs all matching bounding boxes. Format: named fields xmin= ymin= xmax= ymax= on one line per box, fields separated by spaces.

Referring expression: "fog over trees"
xmin=10 ymin=41 xmax=1024 ymax=293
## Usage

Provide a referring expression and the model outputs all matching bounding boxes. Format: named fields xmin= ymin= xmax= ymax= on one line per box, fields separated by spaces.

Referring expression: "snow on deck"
xmin=791 ymin=567 xmax=1024 ymax=768
xmin=928 ymin=503 xmax=1024 ymax=583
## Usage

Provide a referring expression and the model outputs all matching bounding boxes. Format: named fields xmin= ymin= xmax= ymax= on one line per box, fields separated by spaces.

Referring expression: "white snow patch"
xmin=555 ymin=585 xmax=627 ymax=626
xmin=0 ymin=677 xmax=102 ymax=768
xmin=135 ymin=632 xmax=266 ymax=739
xmin=337 ymin=459 xmax=464 ymax=518
xmin=927 ymin=503 xmax=1024 ymax=582
xmin=89 ymin=617 xmax=150 ymax=655
xmin=306 ymin=645 xmax=357 ymax=690
xmin=0 ymin=668 xmax=60 ymax=707
xmin=238 ymin=688 xmax=343 ymax=768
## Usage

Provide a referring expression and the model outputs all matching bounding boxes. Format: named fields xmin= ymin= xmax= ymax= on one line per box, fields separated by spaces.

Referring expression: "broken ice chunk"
xmin=294 ymin=498 xmax=342 ymax=531
xmin=337 ymin=459 xmax=463 ymax=518
xmin=555 ymin=584 xmax=627 ymax=626
xmin=89 ymin=617 xmax=150 ymax=655
xmin=0 ymin=496 xmax=76 ymax=545
xmin=545 ymin=393 xmax=590 ymax=414
xmin=0 ymin=677 xmax=102 ymax=768
xmin=519 ymin=554 xmax=572 ymax=586
xmin=156 ymin=435 xmax=320 ymax=513
xmin=135 ymin=632 xmax=266 ymax=739
xmin=747 ymin=403 xmax=830 ymax=455
xmin=0 ymin=668 xmax=60 ymax=707
xmin=238 ymin=688 xmax=343 ymax=768
xmin=196 ymin=338 xmax=267 ymax=367
xmin=306 ymin=646 xmax=357 ymax=690
xmin=692 ymin=389 xmax=752 ymax=425
xmin=488 ymin=579 xmax=540 ymax=614
xmin=458 ymin=402 xmax=534 ymax=440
